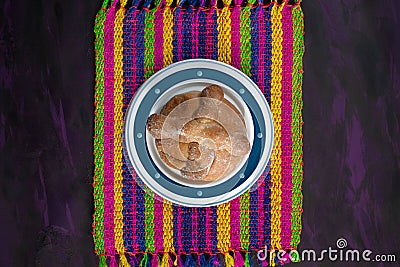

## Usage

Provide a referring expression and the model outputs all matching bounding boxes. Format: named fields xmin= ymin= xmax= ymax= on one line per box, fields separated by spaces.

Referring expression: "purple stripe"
xmin=192 ymin=9 xmax=199 ymax=252
xmin=205 ymin=8 xmax=217 ymax=252
xmin=280 ymin=4 xmax=293 ymax=250
xmin=103 ymin=6 xmax=116 ymax=256
xmin=255 ymin=6 xmax=267 ymax=249
xmin=175 ymin=7 xmax=183 ymax=254
xmin=122 ymin=8 xmax=138 ymax=252
xmin=154 ymin=10 xmax=164 ymax=72
xmin=257 ymin=6 xmax=266 ymax=94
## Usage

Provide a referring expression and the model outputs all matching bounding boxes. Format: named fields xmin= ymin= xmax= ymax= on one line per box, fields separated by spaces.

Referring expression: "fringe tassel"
xmin=160 ymin=253 xmax=172 ymax=267
xmin=196 ymin=254 xmax=200 ymax=266
xmin=234 ymin=251 xmax=244 ymax=267
xmin=120 ymin=254 xmax=130 ymax=267
xmin=200 ymin=254 xmax=207 ymax=266
xmin=208 ymin=255 xmax=219 ymax=267
xmin=269 ymin=251 xmax=275 ymax=267
xmin=129 ymin=255 xmax=139 ymax=267
xmin=110 ymin=257 xmax=118 ymax=267
xmin=244 ymin=253 xmax=250 ymax=267
xmin=184 ymin=254 xmax=197 ymax=267
xmin=99 ymin=255 xmax=107 ymax=267
xmin=151 ymin=254 xmax=159 ymax=267
xmin=140 ymin=254 xmax=149 ymax=267
xmin=248 ymin=253 xmax=254 ymax=267
xmin=177 ymin=255 xmax=183 ymax=267
xmin=224 ymin=253 xmax=234 ymax=267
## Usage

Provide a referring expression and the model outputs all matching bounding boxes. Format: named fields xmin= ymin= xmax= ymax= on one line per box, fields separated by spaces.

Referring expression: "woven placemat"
xmin=93 ymin=0 xmax=304 ymax=266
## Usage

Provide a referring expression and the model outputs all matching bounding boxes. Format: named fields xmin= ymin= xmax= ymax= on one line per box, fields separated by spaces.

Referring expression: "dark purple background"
xmin=1 ymin=0 xmax=399 ymax=266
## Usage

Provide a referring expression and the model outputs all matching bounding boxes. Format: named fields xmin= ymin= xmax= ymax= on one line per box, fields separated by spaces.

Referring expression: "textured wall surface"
xmin=0 ymin=0 xmax=399 ymax=266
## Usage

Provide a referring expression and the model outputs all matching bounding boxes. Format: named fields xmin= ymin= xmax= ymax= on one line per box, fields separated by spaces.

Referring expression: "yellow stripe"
xmin=114 ymin=3 xmax=129 ymax=267
xmin=270 ymin=2 xmax=284 ymax=252
xmin=163 ymin=0 xmax=174 ymax=67
xmin=217 ymin=0 xmax=232 ymax=254
xmin=162 ymin=0 xmax=175 ymax=255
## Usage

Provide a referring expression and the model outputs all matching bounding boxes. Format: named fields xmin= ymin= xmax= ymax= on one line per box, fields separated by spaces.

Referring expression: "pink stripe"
xmin=193 ymin=8 xmax=199 ymax=59
xmin=103 ymin=6 xmax=116 ymax=256
xmin=130 ymin=10 xmax=138 ymax=251
xmin=229 ymin=4 xmax=242 ymax=251
xmin=204 ymin=9 xmax=215 ymax=253
xmin=206 ymin=7 xmax=215 ymax=59
xmin=205 ymin=208 xmax=212 ymax=252
xmin=280 ymin=5 xmax=293 ymax=250
xmin=177 ymin=9 xmax=183 ymax=61
xmin=231 ymin=5 xmax=241 ymax=70
xmin=153 ymin=9 xmax=164 ymax=253
xmin=257 ymin=180 xmax=265 ymax=248
xmin=192 ymin=208 xmax=198 ymax=251
xmin=154 ymin=198 xmax=164 ymax=252
xmin=176 ymin=9 xmax=183 ymax=253
xmin=154 ymin=10 xmax=164 ymax=72
xmin=230 ymin=198 xmax=241 ymax=249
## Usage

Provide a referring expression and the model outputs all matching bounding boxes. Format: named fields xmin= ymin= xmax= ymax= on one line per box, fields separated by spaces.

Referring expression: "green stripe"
xmin=240 ymin=6 xmax=252 ymax=77
xmin=144 ymin=10 xmax=155 ymax=80
xmin=239 ymin=5 xmax=251 ymax=253
xmin=143 ymin=10 xmax=156 ymax=253
xmin=290 ymin=5 xmax=304 ymax=249
xmin=93 ymin=6 xmax=107 ymax=257
xmin=144 ymin=192 xmax=155 ymax=252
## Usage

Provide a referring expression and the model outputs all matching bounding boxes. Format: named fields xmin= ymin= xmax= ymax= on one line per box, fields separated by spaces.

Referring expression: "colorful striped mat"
xmin=93 ymin=0 xmax=304 ymax=266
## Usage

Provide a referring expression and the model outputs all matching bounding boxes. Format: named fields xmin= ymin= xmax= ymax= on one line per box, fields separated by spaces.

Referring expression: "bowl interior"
xmin=146 ymin=79 xmax=254 ymax=188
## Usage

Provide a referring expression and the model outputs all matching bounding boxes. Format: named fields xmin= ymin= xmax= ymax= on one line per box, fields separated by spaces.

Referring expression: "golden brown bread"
xmin=160 ymin=91 xmax=201 ymax=116
xmin=200 ymin=84 xmax=224 ymax=101
xmin=146 ymin=114 xmax=166 ymax=139
xmin=146 ymin=84 xmax=250 ymax=182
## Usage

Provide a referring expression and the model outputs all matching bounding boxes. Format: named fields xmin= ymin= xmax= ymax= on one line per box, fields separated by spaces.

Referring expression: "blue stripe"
xmin=211 ymin=9 xmax=218 ymax=60
xmin=136 ymin=11 xmax=145 ymax=85
xmin=172 ymin=8 xmax=180 ymax=62
xmin=122 ymin=9 xmax=135 ymax=112
xmin=249 ymin=6 xmax=259 ymax=250
xmin=180 ymin=4 xmax=193 ymax=253
xmin=263 ymin=4 xmax=273 ymax=250
xmin=265 ymin=5 xmax=272 ymax=104
xmin=198 ymin=9 xmax=207 ymax=59
xmin=122 ymin=9 xmax=135 ymax=252
xmin=182 ymin=207 xmax=192 ymax=253
xmin=197 ymin=13 xmax=207 ymax=251
xmin=198 ymin=208 xmax=206 ymax=251
xmin=250 ymin=5 xmax=259 ymax=85
xmin=182 ymin=6 xmax=192 ymax=60
xmin=173 ymin=204 xmax=180 ymax=252
xmin=135 ymin=10 xmax=146 ymax=252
